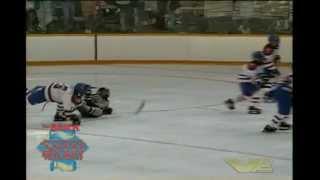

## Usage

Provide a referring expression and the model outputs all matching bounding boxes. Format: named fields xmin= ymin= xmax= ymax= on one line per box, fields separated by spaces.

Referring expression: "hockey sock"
xmin=249 ymin=96 xmax=261 ymax=108
xmin=56 ymin=104 xmax=64 ymax=114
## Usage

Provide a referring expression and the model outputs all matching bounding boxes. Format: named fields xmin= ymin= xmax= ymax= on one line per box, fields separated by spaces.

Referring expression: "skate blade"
xmin=262 ymin=129 xmax=292 ymax=133
xmin=249 ymin=112 xmax=261 ymax=115
xmin=262 ymin=129 xmax=276 ymax=133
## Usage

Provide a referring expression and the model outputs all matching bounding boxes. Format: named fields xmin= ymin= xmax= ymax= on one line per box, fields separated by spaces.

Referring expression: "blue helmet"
xmin=251 ymin=51 xmax=266 ymax=61
xmin=73 ymin=83 xmax=93 ymax=97
xmin=268 ymin=34 xmax=280 ymax=44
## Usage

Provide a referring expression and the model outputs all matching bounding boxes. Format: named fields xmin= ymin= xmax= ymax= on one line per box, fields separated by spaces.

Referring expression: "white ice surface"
xmin=27 ymin=64 xmax=292 ymax=179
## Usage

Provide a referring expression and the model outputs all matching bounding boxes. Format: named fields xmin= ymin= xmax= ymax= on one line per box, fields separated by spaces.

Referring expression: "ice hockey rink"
xmin=27 ymin=64 xmax=292 ymax=179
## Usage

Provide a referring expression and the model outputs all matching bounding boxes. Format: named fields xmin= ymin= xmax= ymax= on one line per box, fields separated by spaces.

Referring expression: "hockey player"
xmin=263 ymin=74 xmax=292 ymax=132
xmin=260 ymin=34 xmax=282 ymax=100
xmin=225 ymin=59 xmax=263 ymax=114
xmin=26 ymin=82 xmax=93 ymax=125
xmin=260 ymin=34 xmax=282 ymax=87
xmin=253 ymin=51 xmax=281 ymax=102
xmin=76 ymin=87 xmax=113 ymax=118
xmin=263 ymin=34 xmax=281 ymax=65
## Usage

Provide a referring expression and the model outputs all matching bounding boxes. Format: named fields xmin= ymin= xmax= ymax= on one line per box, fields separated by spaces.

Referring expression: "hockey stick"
xmin=134 ymin=99 xmax=146 ymax=115
xmin=191 ymin=102 xmax=226 ymax=110
xmin=67 ymin=100 xmax=146 ymax=125
xmin=81 ymin=99 xmax=146 ymax=117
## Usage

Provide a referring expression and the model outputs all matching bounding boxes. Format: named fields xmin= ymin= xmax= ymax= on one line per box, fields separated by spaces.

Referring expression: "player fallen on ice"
xmin=263 ymin=74 xmax=292 ymax=132
xmin=26 ymin=82 xmax=93 ymax=125
xmin=224 ymin=58 xmax=263 ymax=114
xmin=76 ymin=87 xmax=113 ymax=118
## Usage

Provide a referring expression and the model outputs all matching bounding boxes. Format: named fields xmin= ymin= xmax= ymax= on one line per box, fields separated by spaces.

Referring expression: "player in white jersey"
xmin=224 ymin=59 xmax=263 ymax=114
xmin=253 ymin=51 xmax=281 ymax=103
xmin=26 ymin=82 xmax=93 ymax=125
xmin=258 ymin=34 xmax=281 ymax=83
xmin=260 ymin=34 xmax=282 ymax=102
xmin=263 ymin=34 xmax=281 ymax=65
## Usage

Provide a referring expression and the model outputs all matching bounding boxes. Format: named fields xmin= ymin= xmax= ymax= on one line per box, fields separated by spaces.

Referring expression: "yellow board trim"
xmin=26 ymin=60 xmax=291 ymax=66
xmin=27 ymin=34 xmax=95 ymax=37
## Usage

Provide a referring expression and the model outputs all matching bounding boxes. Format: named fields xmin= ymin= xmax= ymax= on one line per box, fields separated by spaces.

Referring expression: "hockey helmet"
xmin=73 ymin=83 xmax=93 ymax=97
xmin=268 ymin=34 xmax=280 ymax=44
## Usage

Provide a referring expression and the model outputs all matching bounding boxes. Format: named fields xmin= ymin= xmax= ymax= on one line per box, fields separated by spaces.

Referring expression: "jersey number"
xmin=53 ymin=83 xmax=68 ymax=91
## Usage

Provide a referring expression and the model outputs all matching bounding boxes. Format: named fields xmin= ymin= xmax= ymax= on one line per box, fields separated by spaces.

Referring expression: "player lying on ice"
xmin=26 ymin=82 xmax=113 ymax=125
xmin=262 ymin=74 xmax=292 ymax=133
xmin=75 ymin=87 xmax=113 ymax=118
xmin=26 ymin=82 xmax=93 ymax=125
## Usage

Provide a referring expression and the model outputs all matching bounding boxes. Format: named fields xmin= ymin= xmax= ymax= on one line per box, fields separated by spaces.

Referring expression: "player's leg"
xmin=276 ymin=93 xmax=292 ymax=130
xmin=260 ymin=69 xmax=281 ymax=103
xmin=77 ymin=103 xmax=104 ymax=118
xmin=225 ymin=95 xmax=246 ymax=110
xmin=53 ymin=105 xmax=81 ymax=125
xmin=242 ymin=82 xmax=262 ymax=114
xmin=263 ymin=89 xmax=292 ymax=132
xmin=248 ymin=95 xmax=262 ymax=114
xmin=54 ymin=103 xmax=68 ymax=121
xmin=225 ymin=82 xmax=261 ymax=114
xmin=257 ymin=75 xmax=274 ymax=103
xmin=261 ymin=82 xmax=274 ymax=103
xmin=263 ymin=114 xmax=290 ymax=133
xmin=225 ymin=83 xmax=251 ymax=110
xmin=26 ymin=86 xmax=47 ymax=105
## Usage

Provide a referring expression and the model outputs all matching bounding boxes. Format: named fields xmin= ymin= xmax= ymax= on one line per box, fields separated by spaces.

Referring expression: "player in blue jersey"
xmin=263 ymin=74 xmax=292 ymax=132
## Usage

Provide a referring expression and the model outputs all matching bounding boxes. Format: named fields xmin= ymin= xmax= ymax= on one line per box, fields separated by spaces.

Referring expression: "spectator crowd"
xmin=27 ymin=0 xmax=292 ymax=34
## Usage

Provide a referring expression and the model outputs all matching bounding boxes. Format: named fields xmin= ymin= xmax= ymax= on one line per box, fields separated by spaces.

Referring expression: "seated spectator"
xmin=27 ymin=9 xmax=41 ymax=33
xmin=80 ymin=1 xmax=97 ymax=33
xmin=95 ymin=3 xmax=121 ymax=32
